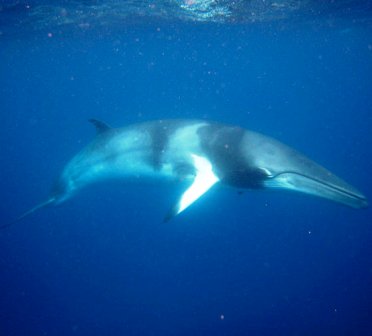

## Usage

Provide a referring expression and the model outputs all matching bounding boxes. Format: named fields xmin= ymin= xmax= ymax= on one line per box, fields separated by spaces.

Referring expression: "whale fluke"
xmin=2 ymin=197 xmax=56 ymax=230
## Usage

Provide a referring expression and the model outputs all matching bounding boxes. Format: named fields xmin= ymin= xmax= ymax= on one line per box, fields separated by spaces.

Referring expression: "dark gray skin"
xmin=7 ymin=119 xmax=368 ymax=228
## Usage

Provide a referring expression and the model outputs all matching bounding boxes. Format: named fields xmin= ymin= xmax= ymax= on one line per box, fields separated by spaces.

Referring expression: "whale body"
xmin=11 ymin=119 xmax=368 ymax=226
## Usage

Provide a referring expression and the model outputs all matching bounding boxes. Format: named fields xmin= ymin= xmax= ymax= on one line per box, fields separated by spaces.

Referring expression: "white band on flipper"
xmin=177 ymin=154 xmax=219 ymax=215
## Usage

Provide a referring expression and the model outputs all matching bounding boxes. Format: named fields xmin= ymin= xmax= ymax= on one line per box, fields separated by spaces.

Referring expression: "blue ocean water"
xmin=1 ymin=1 xmax=372 ymax=335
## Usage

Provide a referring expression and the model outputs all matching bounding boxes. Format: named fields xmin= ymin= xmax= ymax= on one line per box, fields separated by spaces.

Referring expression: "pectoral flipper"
xmin=164 ymin=154 xmax=219 ymax=222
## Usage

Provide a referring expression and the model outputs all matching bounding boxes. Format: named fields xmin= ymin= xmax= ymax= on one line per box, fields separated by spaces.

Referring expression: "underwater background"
xmin=1 ymin=1 xmax=372 ymax=335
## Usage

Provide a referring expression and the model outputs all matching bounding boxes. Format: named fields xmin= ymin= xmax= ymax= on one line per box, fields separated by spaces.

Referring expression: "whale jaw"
xmin=263 ymin=172 xmax=368 ymax=209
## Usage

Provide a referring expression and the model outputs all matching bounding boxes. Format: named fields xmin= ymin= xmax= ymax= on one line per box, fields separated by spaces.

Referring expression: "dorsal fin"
xmin=88 ymin=119 xmax=111 ymax=134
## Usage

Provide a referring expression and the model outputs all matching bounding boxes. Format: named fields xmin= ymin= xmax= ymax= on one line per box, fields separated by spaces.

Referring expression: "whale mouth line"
xmin=266 ymin=171 xmax=368 ymax=208
xmin=277 ymin=171 xmax=366 ymax=201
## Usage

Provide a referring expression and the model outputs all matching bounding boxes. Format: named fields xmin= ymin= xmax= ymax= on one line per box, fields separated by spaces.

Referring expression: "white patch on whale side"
xmin=163 ymin=122 xmax=208 ymax=160
xmin=159 ymin=122 xmax=209 ymax=181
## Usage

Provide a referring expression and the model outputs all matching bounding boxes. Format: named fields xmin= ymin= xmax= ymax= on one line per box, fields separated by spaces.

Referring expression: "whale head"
xmin=241 ymin=131 xmax=368 ymax=209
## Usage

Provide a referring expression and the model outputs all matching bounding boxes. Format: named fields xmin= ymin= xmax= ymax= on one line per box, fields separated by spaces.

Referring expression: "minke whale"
xmin=7 ymin=119 xmax=368 ymax=228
